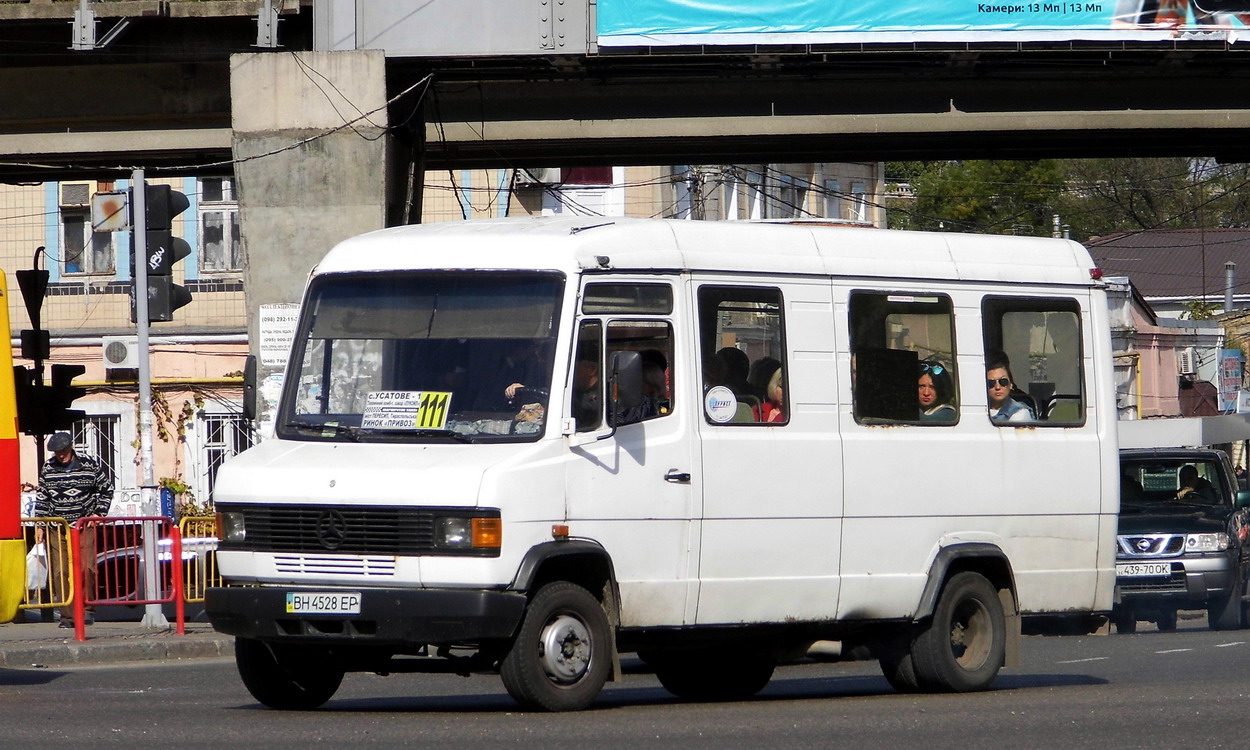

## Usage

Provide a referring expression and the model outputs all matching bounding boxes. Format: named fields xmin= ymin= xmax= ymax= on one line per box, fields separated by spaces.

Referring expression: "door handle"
xmin=664 ymin=470 xmax=691 ymax=483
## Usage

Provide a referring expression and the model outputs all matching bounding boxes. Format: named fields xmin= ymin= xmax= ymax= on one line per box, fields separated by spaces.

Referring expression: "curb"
xmin=0 ymin=635 xmax=235 ymax=668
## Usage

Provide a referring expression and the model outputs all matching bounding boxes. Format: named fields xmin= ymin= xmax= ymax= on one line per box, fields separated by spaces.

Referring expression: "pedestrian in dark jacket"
xmin=33 ymin=432 xmax=112 ymax=627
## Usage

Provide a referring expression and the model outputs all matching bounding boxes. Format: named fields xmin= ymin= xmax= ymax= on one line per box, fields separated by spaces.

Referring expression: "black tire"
xmin=1155 ymin=609 xmax=1178 ymax=632
xmin=234 ymin=638 xmax=344 ymax=710
xmin=910 ymin=572 xmax=1005 ymax=692
xmin=653 ymin=651 xmax=775 ymax=701
xmin=1112 ymin=610 xmax=1137 ymax=634
xmin=499 ymin=582 xmax=612 ymax=712
xmin=1208 ymin=590 xmax=1243 ymax=631
xmin=879 ymin=649 xmax=924 ymax=693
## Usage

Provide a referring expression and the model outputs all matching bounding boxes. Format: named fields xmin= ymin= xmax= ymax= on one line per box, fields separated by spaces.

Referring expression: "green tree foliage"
xmin=887 ymin=160 xmax=1066 ymax=235
xmin=886 ymin=158 xmax=1250 ymax=241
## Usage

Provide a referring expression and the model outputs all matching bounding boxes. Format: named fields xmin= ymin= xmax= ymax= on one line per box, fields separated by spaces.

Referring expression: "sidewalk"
xmin=0 ymin=611 xmax=234 ymax=668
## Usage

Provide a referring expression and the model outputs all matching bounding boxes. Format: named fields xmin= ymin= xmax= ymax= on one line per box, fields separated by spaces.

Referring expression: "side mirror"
xmin=595 ymin=351 xmax=642 ymax=442
xmin=1236 ymin=490 xmax=1250 ymax=509
xmin=609 ymin=350 xmax=643 ymax=413
xmin=242 ymin=354 xmax=258 ymax=422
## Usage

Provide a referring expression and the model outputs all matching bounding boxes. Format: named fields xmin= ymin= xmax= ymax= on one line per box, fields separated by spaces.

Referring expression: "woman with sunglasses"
xmin=986 ymin=353 xmax=1034 ymax=423
xmin=918 ymin=360 xmax=956 ymax=422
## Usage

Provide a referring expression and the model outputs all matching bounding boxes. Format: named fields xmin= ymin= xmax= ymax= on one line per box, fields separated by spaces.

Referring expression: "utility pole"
xmin=131 ymin=170 xmax=168 ymax=629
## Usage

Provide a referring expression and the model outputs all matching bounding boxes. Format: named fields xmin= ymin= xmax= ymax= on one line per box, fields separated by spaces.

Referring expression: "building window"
xmin=850 ymin=181 xmax=868 ymax=223
xmin=823 ymin=179 xmax=842 ymax=220
xmin=196 ymin=412 xmax=255 ymax=502
xmin=72 ymin=416 xmax=120 ymax=491
xmin=776 ymin=174 xmax=806 ymax=218
xmin=199 ymin=178 xmax=242 ymax=272
xmin=61 ymin=188 xmax=115 ymax=276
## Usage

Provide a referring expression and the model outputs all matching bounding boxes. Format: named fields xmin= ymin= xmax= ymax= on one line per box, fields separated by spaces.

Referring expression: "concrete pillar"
xmin=230 ymin=50 xmax=391 ymax=427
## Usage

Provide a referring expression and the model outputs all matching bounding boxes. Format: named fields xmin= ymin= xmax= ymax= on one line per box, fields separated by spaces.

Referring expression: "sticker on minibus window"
xmin=361 ymin=391 xmax=452 ymax=430
xmin=704 ymin=386 xmax=740 ymax=423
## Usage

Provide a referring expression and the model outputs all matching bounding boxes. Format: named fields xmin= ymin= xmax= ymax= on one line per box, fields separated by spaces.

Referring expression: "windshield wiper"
xmin=355 ymin=427 xmax=475 ymax=444
xmin=286 ymin=422 xmax=360 ymax=441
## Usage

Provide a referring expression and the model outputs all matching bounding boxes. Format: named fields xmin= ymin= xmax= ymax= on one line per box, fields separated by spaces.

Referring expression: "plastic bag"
xmin=25 ymin=543 xmax=47 ymax=591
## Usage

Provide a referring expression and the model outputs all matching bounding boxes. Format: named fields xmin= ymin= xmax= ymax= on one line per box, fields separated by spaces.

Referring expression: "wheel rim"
xmin=949 ymin=598 xmax=992 ymax=670
xmin=539 ymin=613 xmax=593 ymax=684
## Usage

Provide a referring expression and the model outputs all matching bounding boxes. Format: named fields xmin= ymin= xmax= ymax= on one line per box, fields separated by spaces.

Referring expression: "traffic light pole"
xmin=131 ymin=169 xmax=168 ymax=628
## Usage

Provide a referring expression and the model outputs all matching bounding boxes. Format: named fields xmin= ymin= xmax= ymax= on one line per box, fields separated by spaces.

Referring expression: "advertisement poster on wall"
xmin=598 ymin=1 xmax=1250 ymax=46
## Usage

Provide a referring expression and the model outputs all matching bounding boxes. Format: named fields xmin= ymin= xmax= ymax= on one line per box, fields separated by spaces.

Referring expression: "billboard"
xmin=597 ymin=0 xmax=1250 ymax=47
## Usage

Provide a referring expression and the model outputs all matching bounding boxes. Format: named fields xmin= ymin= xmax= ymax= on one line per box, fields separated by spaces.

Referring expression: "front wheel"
xmin=235 ymin=638 xmax=344 ymax=710
xmin=1208 ymin=589 xmax=1244 ymax=631
xmin=910 ymin=572 xmax=1006 ymax=692
xmin=499 ymin=582 xmax=612 ymax=712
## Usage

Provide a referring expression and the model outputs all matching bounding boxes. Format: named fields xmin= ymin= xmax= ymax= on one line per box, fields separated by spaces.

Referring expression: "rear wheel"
xmin=652 ymin=651 xmax=775 ymax=701
xmin=499 ymin=582 xmax=611 ymax=712
xmin=910 ymin=572 xmax=1005 ymax=692
xmin=235 ymin=638 xmax=344 ymax=710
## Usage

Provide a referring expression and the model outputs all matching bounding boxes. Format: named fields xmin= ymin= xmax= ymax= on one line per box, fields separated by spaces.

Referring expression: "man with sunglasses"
xmin=986 ymin=353 xmax=1033 ymax=423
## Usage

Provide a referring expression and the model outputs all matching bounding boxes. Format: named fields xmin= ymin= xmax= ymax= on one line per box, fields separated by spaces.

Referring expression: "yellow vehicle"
xmin=0 ymin=274 xmax=24 ymax=622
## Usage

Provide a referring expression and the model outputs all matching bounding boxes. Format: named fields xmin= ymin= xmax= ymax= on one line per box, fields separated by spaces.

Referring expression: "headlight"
xmin=1185 ymin=533 xmax=1230 ymax=552
xmin=434 ymin=516 xmax=502 ymax=550
xmin=217 ymin=511 xmax=245 ymax=543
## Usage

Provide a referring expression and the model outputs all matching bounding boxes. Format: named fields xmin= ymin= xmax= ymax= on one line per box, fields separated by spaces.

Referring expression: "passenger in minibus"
xmin=918 ymin=360 xmax=957 ymax=422
xmin=986 ymin=353 xmax=1034 ymax=423
xmin=716 ymin=347 xmax=763 ymax=405
xmin=615 ymin=350 xmax=670 ymax=425
xmin=704 ymin=354 xmax=754 ymax=423
xmin=748 ymin=357 xmax=784 ymax=422
xmin=572 ymin=357 xmax=602 ymax=430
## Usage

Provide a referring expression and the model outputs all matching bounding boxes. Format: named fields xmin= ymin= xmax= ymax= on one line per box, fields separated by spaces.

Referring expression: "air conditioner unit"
xmin=1178 ymin=346 xmax=1197 ymax=376
xmin=516 ymin=168 xmax=561 ymax=185
xmin=102 ymin=336 xmax=139 ymax=370
xmin=60 ymin=182 xmax=91 ymax=206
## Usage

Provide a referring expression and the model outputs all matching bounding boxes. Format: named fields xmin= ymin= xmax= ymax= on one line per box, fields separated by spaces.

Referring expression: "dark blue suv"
xmin=1114 ymin=448 xmax=1250 ymax=633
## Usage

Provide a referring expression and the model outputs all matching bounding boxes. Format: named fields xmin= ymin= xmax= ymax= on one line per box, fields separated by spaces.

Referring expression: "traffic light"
xmin=45 ymin=364 xmax=86 ymax=432
xmin=130 ymin=184 xmax=193 ymax=323
xmin=13 ymin=364 xmax=86 ymax=436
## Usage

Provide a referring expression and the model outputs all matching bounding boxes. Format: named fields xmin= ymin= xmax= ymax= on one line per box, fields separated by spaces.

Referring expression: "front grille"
xmin=1119 ymin=569 xmax=1188 ymax=594
xmin=1117 ymin=534 xmax=1186 ymax=557
xmin=218 ymin=503 xmax=499 ymax=557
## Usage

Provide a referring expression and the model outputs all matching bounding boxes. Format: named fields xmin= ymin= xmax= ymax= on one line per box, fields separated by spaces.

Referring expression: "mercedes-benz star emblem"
xmin=316 ymin=510 xmax=349 ymax=550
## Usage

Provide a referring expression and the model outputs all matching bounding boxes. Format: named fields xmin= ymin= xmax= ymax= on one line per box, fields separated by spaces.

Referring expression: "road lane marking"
xmin=1214 ymin=642 xmax=1245 ymax=648
xmin=1057 ymin=657 xmax=1109 ymax=664
xmin=1154 ymin=648 xmax=1192 ymax=654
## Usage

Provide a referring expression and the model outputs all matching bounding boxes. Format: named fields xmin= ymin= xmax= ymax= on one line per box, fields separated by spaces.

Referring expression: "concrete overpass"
xmin=4 ymin=1 xmax=1250 ymax=182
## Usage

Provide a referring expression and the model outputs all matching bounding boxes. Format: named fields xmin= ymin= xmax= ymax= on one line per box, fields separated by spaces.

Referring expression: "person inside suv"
xmin=1176 ymin=465 xmax=1219 ymax=503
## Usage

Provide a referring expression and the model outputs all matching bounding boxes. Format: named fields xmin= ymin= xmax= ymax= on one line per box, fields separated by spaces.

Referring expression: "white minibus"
xmin=206 ymin=217 xmax=1118 ymax=711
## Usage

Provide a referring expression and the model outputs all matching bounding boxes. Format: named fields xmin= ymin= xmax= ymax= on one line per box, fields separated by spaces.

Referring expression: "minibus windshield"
xmin=278 ymin=271 xmax=564 ymax=442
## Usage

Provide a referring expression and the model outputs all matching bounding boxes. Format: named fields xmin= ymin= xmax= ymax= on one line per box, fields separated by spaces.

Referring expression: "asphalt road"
xmin=2 ymin=621 xmax=1246 ymax=750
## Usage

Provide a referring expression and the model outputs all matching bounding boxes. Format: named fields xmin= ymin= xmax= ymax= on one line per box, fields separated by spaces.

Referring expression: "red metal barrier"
xmin=70 ymin=516 xmax=185 ymax=642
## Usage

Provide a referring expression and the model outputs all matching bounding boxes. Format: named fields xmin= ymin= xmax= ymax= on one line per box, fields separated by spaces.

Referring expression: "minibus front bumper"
xmin=205 ymin=586 xmax=527 ymax=646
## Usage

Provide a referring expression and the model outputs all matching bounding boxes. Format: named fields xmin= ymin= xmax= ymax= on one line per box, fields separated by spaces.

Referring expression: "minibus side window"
xmin=849 ymin=291 xmax=958 ymax=425
xmin=696 ymin=286 xmax=787 ymax=425
xmin=981 ymin=297 xmax=1085 ymax=426
xmin=572 ymin=321 xmax=604 ymax=432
